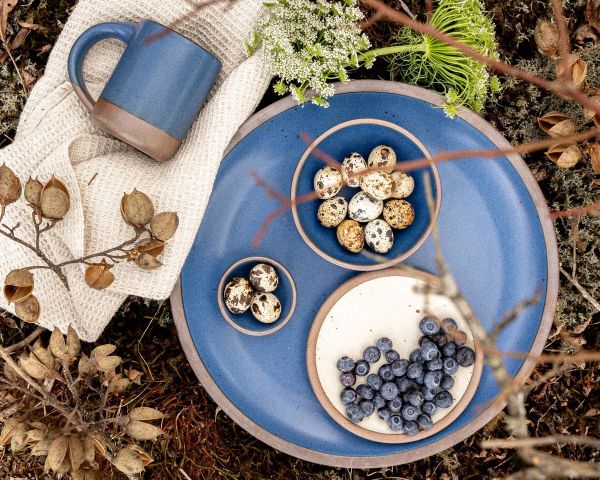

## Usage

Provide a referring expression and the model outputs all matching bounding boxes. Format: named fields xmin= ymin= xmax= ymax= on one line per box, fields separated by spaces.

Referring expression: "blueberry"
xmin=367 ymin=373 xmax=383 ymax=391
xmin=340 ymin=372 xmax=356 ymax=387
xmin=420 ymin=342 xmax=439 ymax=361
xmin=376 ymin=337 xmax=393 ymax=352
xmin=401 ymin=404 xmax=420 ymax=421
xmin=426 ymin=357 xmax=443 ymax=371
xmin=423 ymin=388 xmax=437 ymax=401
xmin=424 ymin=370 xmax=443 ymax=390
xmin=391 ymin=359 xmax=409 ymax=377
xmin=360 ymin=399 xmax=375 ymax=416
xmin=414 ymin=372 xmax=425 ymax=385
xmin=377 ymin=408 xmax=391 ymax=422
xmin=440 ymin=317 xmax=458 ymax=333
xmin=396 ymin=377 xmax=414 ymax=393
xmin=356 ymin=384 xmax=374 ymax=400
xmin=380 ymin=381 xmax=399 ymax=401
xmin=388 ymin=397 xmax=403 ymax=413
xmin=340 ymin=388 xmax=357 ymax=405
xmin=388 ymin=415 xmax=404 ymax=431
xmin=385 ymin=350 xmax=401 ymax=363
xmin=336 ymin=356 xmax=355 ymax=373
xmin=431 ymin=332 xmax=448 ymax=347
xmin=407 ymin=362 xmax=424 ymax=379
xmin=403 ymin=420 xmax=419 ymax=435
xmin=422 ymin=401 xmax=437 ymax=415
xmin=442 ymin=357 xmax=459 ymax=375
xmin=354 ymin=360 xmax=370 ymax=376
xmin=453 ymin=330 xmax=467 ymax=347
xmin=406 ymin=390 xmax=424 ymax=407
xmin=440 ymin=375 xmax=454 ymax=391
xmin=409 ymin=348 xmax=423 ymax=363
xmin=419 ymin=316 xmax=441 ymax=335
xmin=417 ymin=414 xmax=433 ymax=430
xmin=456 ymin=346 xmax=475 ymax=367
xmin=373 ymin=392 xmax=386 ymax=409
xmin=378 ymin=364 xmax=395 ymax=382
xmin=434 ymin=391 xmax=453 ymax=408
xmin=363 ymin=346 xmax=381 ymax=363
xmin=346 ymin=403 xmax=364 ymax=423
xmin=442 ymin=341 xmax=457 ymax=358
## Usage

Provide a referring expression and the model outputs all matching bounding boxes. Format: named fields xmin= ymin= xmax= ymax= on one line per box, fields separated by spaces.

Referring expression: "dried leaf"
xmin=82 ymin=435 xmax=95 ymax=464
xmin=31 ymin=341 xmax=54 ymax=369
xmin=26 ymin=427 xmax=45 ymax=443
xmin=97 ymin=355 xmax=122 ymax=372
xmin=113 ymin=447 xmax=144 ymax=475
xmin=126 ymin=420 xmax=163 ymax=441
xmin=91 ymin=344 xmax=116 ymax=359
xmin=585 ymin=408 xmax=600 ymax=417
xmin=67 ymin=325 xmax=81 ymax=358
xmin=3 ymin=361 xmax=18 ymax=382
xmin=19 ymin=353 xmax=48 ymax=380
xmin=108 ymin=374 xmax=130 ymax=395
xmin=49 ymin=328 xmax=67 ymax=358
xmin=0 ymin=0 xmax=18 ymax=42
xmin=69 ymin=435 xmax=84 ymax=472
xmin=17 ymin=20 xmax=44 ymax=31
xmin=46 ymin=435 xmax=69 ymax=472
xmin=588 ymin=144 xmax=600 ymax=173
xmin=129 ymin=406 xmax=164 ymax=421
xmin=88 ymin=432 xmax=106 ymax=457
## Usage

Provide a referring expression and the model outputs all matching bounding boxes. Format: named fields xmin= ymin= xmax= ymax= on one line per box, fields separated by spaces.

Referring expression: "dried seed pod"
xmin=84 ymin=262 xmax=115 ymax=290
xmin=128 ymin=239 xmax=164 ymax=260
xmin=586 ymin=144 xmax=600 ymax=173
xmin=537 ymin=112 xmax=572 ymax=134
xmin=135 ymin=253 xmax=162 ymax=270
xmin=40 ymin=176 xmax=70 ymax=220
xmin=575 ymin=24 xmax=599 ymax=48
xmin=3 ymin=269 xmax=34 ymax=304
xmin=547 ymin=118 xmax=577 ymax=138
xmin=534 ymin=20 xmax=560 ymax=57
xmin=121 ymin=189 xmax=154 ymax=227
xmin=15 ymin=295 xmax=40 ymax=324
xmin=24 ymin=178 xmax=43 ymax=207
xmin=150 ymin=211 xmax=179 ymax=241
xmin=583 ymin=96 xmax=600 ymax=122
xmin=0 ymin=164 xmax=21 ymax=206
xmin=545 ymin=143 xmax=582 ymax=168
xmin=555 ymin=54 xmax=588 ymax=89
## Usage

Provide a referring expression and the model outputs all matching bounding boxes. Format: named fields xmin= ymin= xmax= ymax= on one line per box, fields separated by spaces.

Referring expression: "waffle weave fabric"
xmin=0 ymin=0 xmax=271 ymax=341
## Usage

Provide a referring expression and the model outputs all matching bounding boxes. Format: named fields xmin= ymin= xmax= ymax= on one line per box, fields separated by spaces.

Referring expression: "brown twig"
xmin=4 ymin=327 xmax=44 ymax=354
xmin=482 ymin=434 xmax=600 ymax=450
xmin=490 ymin=288 xmax=542 ymax=340
xmin=550 ymin=0 xmax=572 ymax=85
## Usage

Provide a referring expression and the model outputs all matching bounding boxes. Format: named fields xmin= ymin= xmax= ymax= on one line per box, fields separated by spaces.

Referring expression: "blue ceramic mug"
xmin=68 ymin=20 xmax=222 ymax=161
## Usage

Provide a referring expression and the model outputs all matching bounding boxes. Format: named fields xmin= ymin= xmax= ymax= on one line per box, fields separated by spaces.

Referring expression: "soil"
xmin=1 ymin=1 xmax=599 ymax=479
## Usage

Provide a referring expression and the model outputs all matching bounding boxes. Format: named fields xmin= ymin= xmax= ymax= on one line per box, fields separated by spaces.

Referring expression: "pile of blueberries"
xmin=337 ymin=316 xmax=475 ymax=435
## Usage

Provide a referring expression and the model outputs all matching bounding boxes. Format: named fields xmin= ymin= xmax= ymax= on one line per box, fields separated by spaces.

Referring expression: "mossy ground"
xmin=1 ymin=0 xmax=599 ymax=478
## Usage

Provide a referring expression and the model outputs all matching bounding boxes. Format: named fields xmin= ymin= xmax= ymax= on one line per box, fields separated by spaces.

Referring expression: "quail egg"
xmin=318 ymin=196 xmax=348 ymax=228
xmin=314 ymin=166 xmax=343 ymax=199
xmin=336 ymin=219 xmax=365 ymax=253
xmin=348 ymin=191 xmax=383 ymax=223
xmin=383 ymin=199 xmax=415 ymax=229
xmin=364 ymin=219 xmax=394 ymax=253
xmin=360 ymin=171 xmax=393 ymax=201
xmin=223 ymin=277 xmax=254 ymax=314
xmin=390 ymin=171 xmax=415 ymax=199
xmin=249 ymin=263 xmax=279 ymax=293
xmin=341 ymin=152 xmax=367 ymax=187
xmin=250 ymin=292 xmax=282 ymax=323
xmin=368 ymin=145 xmax=397 ymax=173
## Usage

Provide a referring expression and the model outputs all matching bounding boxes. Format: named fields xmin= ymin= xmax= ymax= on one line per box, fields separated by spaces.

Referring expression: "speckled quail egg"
xmin=318 ymin=196 xmax=348 ymax=228
xmin=314 ymin=166 xmax=343 ymax=199
xmin=336 ymin=219 xmax=365 ymax=253
xmin=250 ymin=292 xmax=282 ymax=323
xmin=223 ymin=277 xmax=254 ymax=314
xmin=360 ymin=171 xmax=393 ymax=201
xmin=368 ymin=145 xmax=397 ymax=173
xmin=383 ymin=199 xmax=415 ymax=229
xmin=341 ymin=152 xmax=367 ymax=187
xmin=390 ymin=171 xmax=415 ymax=199
xmin=249 ymin=263 xmax=279 ymax=293
xmin=348 ymin=191 xmax=383 ymax=222
xmin=364 ymin=219 xmax=394 ymax=254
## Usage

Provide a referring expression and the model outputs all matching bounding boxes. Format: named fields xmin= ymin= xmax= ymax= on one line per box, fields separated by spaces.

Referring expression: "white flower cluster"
xmin=249 ymin=0 xmax=371 ymax=107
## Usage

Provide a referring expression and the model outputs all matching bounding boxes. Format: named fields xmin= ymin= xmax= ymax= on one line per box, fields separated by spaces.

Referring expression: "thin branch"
xmin=490 ymin=288 xmax=542 ymax=340
xmin=550 ymin=0 xmax=572 ymax=84
xmin=559 ymin=266 xmax=600 ymax=312
xmin=4 ymin=327 xmax=44 ymax=354
xmin=482 ymin=434 xmax=600 ymax=450
xmin=550 ymin=200 xmax=600 ymax=219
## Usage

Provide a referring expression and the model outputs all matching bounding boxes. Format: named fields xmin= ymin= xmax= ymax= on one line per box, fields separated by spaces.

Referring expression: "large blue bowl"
xmin=291 ymin=118 xmax=441 ymax=271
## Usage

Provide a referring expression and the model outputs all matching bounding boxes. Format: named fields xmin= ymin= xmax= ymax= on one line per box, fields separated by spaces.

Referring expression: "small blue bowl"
xmin=217 ymin=256 xmax=297 ymax=336
xmin=291 ymin=118 xmax=441 ymax=271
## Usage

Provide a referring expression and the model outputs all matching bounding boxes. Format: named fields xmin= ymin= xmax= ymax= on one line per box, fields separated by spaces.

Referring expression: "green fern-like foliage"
xmin=389 ymin=0 xmax=500 ymax=116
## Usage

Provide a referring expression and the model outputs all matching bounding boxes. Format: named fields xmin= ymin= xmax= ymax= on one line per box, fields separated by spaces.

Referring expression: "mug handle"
xmin=67 ymin=22 xmax=136 ymax=112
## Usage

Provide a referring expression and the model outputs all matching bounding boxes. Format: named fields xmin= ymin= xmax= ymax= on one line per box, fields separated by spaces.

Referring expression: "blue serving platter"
xmin=172 ymin=81 xmax=558 ymax=467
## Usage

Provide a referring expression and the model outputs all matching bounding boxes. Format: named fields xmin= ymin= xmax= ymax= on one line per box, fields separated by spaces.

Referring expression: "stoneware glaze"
xmin=68 ymin=20 xmax=221 ymax=161
xmin=306 ymin=268 xmax=482 ymax=443
xmin=171 ymin=81 xmax=558 ymax=467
